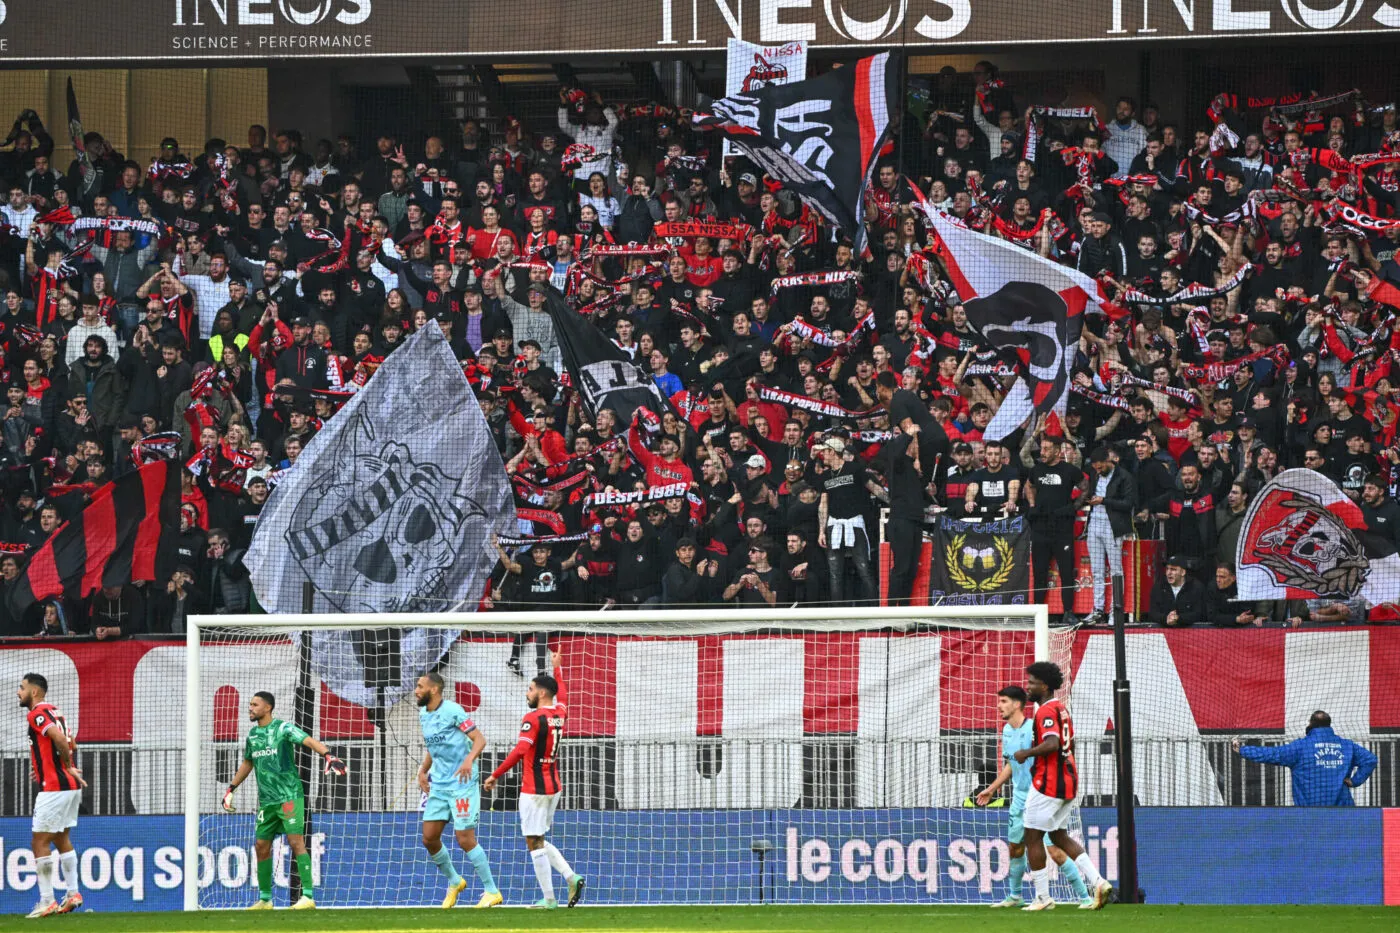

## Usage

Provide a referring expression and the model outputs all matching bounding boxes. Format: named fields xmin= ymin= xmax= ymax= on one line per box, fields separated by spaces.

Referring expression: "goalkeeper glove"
xmin=222 ymin=786 xmax=236 ymax=813
xmin=323 ymin=754 xmax=348 ymax=777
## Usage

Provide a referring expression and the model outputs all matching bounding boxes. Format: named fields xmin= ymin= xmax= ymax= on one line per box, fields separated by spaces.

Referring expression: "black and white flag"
xmin=246 ymin=322 xmax=516 ymax=707
xmin=693 ymin=52 xmax=899 ymax=253
xmin=543 ymin=289 xmax=673 ymax=426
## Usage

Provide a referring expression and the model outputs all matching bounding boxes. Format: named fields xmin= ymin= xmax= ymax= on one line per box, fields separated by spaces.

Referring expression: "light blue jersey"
xmin=1002 ymin=717 xmax=1035 ymax=809
xmin=420 ymin=699 xmax=479 ymax=791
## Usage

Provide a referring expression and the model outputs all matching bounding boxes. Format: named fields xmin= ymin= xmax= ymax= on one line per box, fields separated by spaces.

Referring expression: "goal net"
xmin=183 ymin=606 xmax=1085 ymax=908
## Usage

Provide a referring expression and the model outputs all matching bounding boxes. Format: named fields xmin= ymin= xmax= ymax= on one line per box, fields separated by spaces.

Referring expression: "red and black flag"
xmin=7 ymin=460 xmax=181 ymax=616
xmin=692 ymin=52 xmax=899 ymax=253
xmin=925 ymin=210 xmax=1096 ymax=441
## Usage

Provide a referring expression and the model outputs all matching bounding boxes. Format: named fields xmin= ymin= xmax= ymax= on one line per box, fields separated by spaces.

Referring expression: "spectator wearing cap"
xmin=1077 ymin=212 xmax=1128 ymax=279
xmin=1085 ymin=447 xmax=1136 ymax=625
xmin=274 ymin=315 xmax=330 ymax=390
xmin=1147 ymin=556 xmax=1206 ymax=626
xmin=495 ymin=278 xmax=560 ymax=372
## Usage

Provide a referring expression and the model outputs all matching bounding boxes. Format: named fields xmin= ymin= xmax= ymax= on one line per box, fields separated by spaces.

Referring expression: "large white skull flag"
xmin=246 ymin=322 xmax=516 ymax=706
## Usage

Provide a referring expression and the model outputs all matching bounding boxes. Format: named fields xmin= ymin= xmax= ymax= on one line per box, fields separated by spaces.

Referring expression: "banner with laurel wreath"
xmin=929 ymin=515 xmax=1030 ymax=606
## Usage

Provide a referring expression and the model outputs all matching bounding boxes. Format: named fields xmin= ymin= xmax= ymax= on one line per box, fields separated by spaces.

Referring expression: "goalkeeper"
xmin=223 ymin=691 xmax=347 ymax=910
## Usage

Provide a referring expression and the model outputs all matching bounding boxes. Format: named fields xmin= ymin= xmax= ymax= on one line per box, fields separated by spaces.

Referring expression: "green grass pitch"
xmin=8 ymin=906 xmax=1394 ymax=933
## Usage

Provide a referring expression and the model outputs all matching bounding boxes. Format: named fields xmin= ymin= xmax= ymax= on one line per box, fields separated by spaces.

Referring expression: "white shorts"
xmin=518 ymin=793 xmax=560 ymax=836
xmin=1022 ymin=786 xmax=1075 ymax=833
xmin=32 ymin=790 xmax=81 ymax=834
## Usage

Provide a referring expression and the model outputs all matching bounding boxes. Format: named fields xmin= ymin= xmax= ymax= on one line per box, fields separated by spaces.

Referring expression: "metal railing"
xmin=5 ymin=734 xmax=1395 ymax=816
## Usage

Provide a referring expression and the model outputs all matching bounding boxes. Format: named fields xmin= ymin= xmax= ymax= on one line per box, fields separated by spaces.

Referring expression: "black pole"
xmin=290 ymin=580 xmax=316 ymax=901
xmin=1111 ymin=600 xmax=1139 ymax=903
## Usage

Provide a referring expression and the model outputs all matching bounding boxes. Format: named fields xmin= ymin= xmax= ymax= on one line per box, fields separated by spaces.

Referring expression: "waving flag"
xmin=7 ymin=460 xmax=181 ymax=618
xmin=542 ymin=289 xmax=673 ymax=427
xmin=1236 ymin=468 xmax=1400 ymax=607
xmin=694 ymin=52 xmax=899 ymax=252
xmin=926 ymin=210 xmax=1096 ymax=440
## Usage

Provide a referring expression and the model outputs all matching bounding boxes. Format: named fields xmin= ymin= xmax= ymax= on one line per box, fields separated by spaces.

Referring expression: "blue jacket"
xmin=1238 ymin=727 xmax=1378 ymax=806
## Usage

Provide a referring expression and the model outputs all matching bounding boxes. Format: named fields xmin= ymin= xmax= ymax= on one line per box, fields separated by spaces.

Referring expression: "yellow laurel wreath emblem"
xmin=947 ymin=532 xmax=1016 ymax=592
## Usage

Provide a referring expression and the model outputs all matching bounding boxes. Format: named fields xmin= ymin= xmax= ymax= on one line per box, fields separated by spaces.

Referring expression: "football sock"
xmin=60 ymin=850 xmax=79 ymax=895
xmin=36 ymin=853 xmax=56 ymax=904
xmin=466 ymin=845 xmax=499 ymax=895
xmin=256 ymin=858 xmax=273 ymax=901
xmin=1033 ymin=866 xmax=1051 ymax=901
xmin=1059 ymin=856 xmax=1089 ymax=900
xmin=1008 ymin=854 xmax=1027 ymax=897
xmin=530 ymin=848 xmax=555 ymax=901
xmin=295 ymin=853 xmax=314 ymax=899
xmin=1074 ymin=853 xmax=1105 ymax=888
xmin=544 ymin=842 xmax=574 ymax=880
xmin=429 ymin=847 xmax=464 ymax=887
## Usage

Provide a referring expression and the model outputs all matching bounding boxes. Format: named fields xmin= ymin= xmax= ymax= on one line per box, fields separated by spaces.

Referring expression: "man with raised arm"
xmin=483 ymin=649 xmax=586 ymax=909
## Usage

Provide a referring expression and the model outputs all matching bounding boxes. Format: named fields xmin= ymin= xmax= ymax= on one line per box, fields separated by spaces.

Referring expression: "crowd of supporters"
xmin=0 ymin=62 xmax=1398 ymax=634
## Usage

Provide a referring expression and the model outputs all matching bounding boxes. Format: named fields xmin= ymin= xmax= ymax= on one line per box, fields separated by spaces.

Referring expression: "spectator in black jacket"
xmin=274 ymin=315 xmax=330 ymax=389
xmin=1147 ymin=557 xmax=1206 ymax=627
xmin=662 ymin=537 xmax=708 ymax=606
xmin=614 ymin=519 xmax=663 ymax=607
xmin=1361 ymin=476 xmax=1400 ymax=546
xmin=1207 ymin=564 xmax=1258 ymax=627
xmin=1077 ymin=212 xmax=1129 ymax=279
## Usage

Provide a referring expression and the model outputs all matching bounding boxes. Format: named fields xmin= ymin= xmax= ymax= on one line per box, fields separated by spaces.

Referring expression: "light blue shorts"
xmin=1008 ymin=802 xmax=1026 ymax=844
xmin=424 ymin=783 xmax=480 ymax=831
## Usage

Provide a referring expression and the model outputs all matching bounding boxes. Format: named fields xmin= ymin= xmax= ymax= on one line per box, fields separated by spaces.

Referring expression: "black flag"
xmin=693 ymin=52 xmax=899 ymax=252
xmin=66 ymin=78 xmax=86 ymax=161
xmin=541 ymin=290 xmax=672 ymax=427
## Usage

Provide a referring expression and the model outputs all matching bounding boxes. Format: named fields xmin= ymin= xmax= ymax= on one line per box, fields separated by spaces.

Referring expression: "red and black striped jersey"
xmin=28 ymin=702 xmax=81 ymax=792
xmin=490 ymin=665 xmax=569 ymax=797
xmin=516 ymin=697 xmax=567 ymax=796
xmin=1031 ymin=698 xmax=1078 ymax=800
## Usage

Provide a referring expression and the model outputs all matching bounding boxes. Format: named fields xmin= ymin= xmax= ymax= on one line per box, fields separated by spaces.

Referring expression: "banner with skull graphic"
xmin=928 ymin=514 xmax=1030 ymax=606
xmin=246 ymin=322 xmax=517 ymax=707
xmin=1236 ymin=468 xmax=1400 ymax=607
xmin=925 ymin=210 xmax=1096 ymax=441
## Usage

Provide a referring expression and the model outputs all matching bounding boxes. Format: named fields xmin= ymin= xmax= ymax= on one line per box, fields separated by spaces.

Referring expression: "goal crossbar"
xmin=183 ymin=605 xmax=1051 ymax=910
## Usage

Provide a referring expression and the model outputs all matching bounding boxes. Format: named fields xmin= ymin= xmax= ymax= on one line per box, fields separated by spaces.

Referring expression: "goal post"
xmin=184 ymin=605 xmax=1081 ymax=910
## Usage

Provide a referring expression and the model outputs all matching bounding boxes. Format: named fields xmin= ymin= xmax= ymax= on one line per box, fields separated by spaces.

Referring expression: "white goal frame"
xmin=183 ymin=604 xmax=1049 ymax=910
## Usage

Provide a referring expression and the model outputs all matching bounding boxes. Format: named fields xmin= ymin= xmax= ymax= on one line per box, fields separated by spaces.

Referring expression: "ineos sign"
xmin=1106 ymin=0 xmax=1400 ymax=34
xmin=171 ymin=0 xmax=372 ymax=27
xmin=659 ymin=0 xmax=1398 ymax=45
xmin=658 ymin=0 xmax=972 ymax=44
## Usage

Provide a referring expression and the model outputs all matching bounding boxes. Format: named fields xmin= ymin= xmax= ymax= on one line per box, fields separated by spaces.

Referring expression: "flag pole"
xmin=291 ymin=580 xmax=316 ymax=902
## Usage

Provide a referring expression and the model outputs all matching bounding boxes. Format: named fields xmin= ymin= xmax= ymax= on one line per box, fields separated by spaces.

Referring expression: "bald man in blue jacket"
xmin=1231 ymin=711 xmax=1378 ymax=807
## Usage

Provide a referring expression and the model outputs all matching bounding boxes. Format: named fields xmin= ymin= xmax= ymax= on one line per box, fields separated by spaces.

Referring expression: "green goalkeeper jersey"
xmin=244 ymin=718 xmax=309 ymax=806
